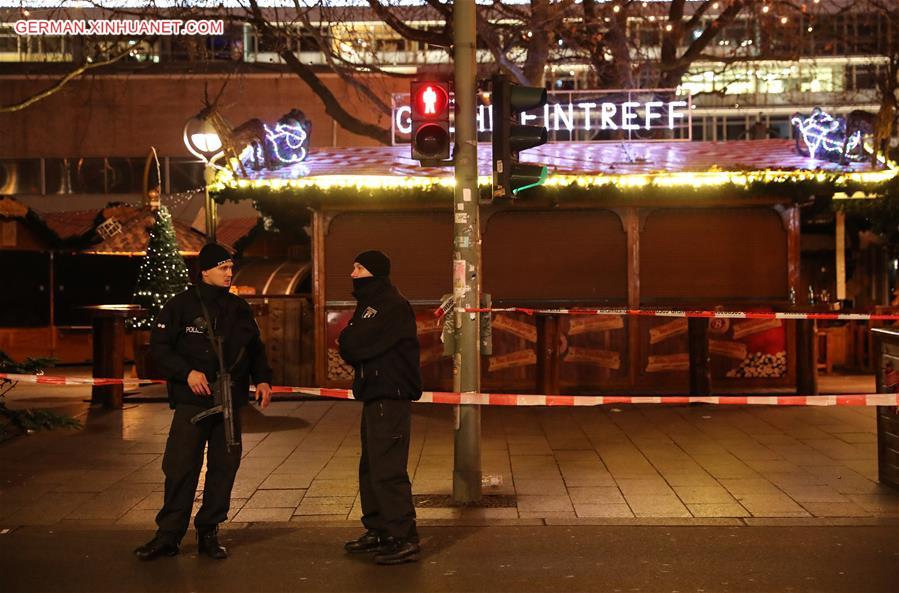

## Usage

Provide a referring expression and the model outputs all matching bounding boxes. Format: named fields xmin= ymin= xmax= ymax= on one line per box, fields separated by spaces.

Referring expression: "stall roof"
xmin=40 ymin=210 xmax=98 ymax=240
xmin=216 ymin=217 xmax=259 ymax=250
xmin=233 ymin=139 xmax=889 ymax=183
xmin=81 ymin=205 xmax=207 ymax=256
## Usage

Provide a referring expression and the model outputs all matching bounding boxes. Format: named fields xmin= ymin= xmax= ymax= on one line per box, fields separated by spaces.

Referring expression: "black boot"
xmin=134 ymin=537 xmax=179 ymax=561
xmin=374 ymin=537 xmax=420 ymax=565
xmin=197 ymin=527 xmax=228 ymax=559
xmin=344 ymin=529 xmax=382 ymax=554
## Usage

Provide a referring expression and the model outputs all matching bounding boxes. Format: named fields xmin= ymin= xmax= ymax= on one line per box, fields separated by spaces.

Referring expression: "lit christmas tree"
xmin=130 ymin=206 xmax=189 ymax=329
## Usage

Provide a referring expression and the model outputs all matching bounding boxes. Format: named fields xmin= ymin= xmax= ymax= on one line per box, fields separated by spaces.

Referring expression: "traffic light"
xmin=411 ymin=80 xmax=451 ymax=163
xmin=491 ymin=75 xmax=548 ymax=198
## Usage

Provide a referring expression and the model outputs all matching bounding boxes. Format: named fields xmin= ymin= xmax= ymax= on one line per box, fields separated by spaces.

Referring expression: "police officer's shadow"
xmin=240 ymin=404 xmax=311 ymax=433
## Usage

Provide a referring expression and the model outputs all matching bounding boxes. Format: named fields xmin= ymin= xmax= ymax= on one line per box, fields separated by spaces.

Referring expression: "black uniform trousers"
xmin=154 ymin=403 xmax=242 ymax=543
xmin=359 ymin=399 xmax=418 ymax=542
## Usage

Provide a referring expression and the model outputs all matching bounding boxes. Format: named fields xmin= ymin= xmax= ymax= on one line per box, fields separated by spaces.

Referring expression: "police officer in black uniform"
xmin=134 ymin=243 xmax=273 ymax=561
xmin=339 ymin=250 xmax=422 ymax=565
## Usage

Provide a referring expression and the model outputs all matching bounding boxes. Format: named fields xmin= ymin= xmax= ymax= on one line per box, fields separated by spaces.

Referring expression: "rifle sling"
xmin=194 ymin=285 xmax=245 ymax=375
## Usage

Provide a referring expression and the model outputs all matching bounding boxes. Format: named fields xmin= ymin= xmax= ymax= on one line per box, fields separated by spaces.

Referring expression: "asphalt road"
xmin=2 ymin=524 xmax=897 ymax=593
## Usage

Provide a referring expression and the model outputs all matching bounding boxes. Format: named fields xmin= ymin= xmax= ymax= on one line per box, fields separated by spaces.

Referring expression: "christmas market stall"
xmin=213 ymin=138 xmax=897 ymax=396
xmin=0 ymin=201 xmax=204 ymax=364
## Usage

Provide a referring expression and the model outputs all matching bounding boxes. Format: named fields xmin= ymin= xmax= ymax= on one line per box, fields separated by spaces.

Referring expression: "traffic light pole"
xmin=452 ymin=0 xmax=482 ymax=503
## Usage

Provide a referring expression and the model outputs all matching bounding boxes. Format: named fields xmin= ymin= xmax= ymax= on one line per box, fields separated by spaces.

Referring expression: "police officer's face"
xmin=202 ymin=262 xmax=233 ymax=288
xmin=351 ymin=262 xmax=373 ymax=279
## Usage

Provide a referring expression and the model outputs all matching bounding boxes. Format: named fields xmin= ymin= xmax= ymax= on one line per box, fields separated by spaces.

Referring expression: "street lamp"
xmin=183 ymin=107 xmax=223 ymax=241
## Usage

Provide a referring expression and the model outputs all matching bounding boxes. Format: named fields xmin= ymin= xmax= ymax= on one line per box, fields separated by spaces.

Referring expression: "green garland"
xmin=215 ymin=171 xmax=899 ymax=225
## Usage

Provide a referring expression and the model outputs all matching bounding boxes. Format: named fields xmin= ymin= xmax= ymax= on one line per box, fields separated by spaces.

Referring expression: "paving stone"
xmin=290 ymin=514 xmax=352 ymax=523
xmin=513 ymin=479 xmax=568 ymax=496
xmin=624 ymin=495 xmax=691 ymax=518
xmin=615 ymin=478 xmax=676 ymax=496
xmin=64 ymin=487 xmax=152 ymax=520
xmin=295 ymin=496 xmax=355 ymax=516
xmin=799 ymin=502 xmax=874 ymax=518
xmin=135 ymin=491 xmax=165 ymax=511
xmin=515 ymin=495 xmax=574 ymax=513
xmin=779 ymin=485 xmax=850 ymax=503
xmin=4 ymin=492 xmax=94 ymax=525
xmin=244 ymin=489 xmax=305 ymax=509
xmin=743 ymin=459 xmax=800 ymax=473
xmin=846 ymin=494 xmax=899 ymax=514
xmin=416 ymin=507 xmax=463 ymax=520
xmin=559 ymin=472 xmax=617 ymax=487
xmin=661 ymin=472 xmax=719 ymax=487
xmin=412 ymin=480 xmax=452 ymax=494
xmin=573 ymin=503 xmax=634 ymax=518
xmin=738 ymin=495 xmax=810 ymax=517
xmin=231 ymin=507 xmax=294 ymax=523
xmin=686 ymin=503 xmax=750 ymax=518
xmin=567 ymin=486 xmax=626 ymax=505
xmin=258 ymin=473 xmax=314 ymax=489
xmin=719 ymin=478 xmax=783 ymax=497
xmin=691 ymin=456 xmax=759 ymax=479
xmin=835 ymin=432 xmax=876 ymax=444
xmin=304 ymin=479 xmax=357 ymax=497
xmin=115 ymin=509 xmax=158 ymax=525
xmin=460 ymin=507 xmax=520 ymax=520
xmin=519 ymin=511 xmax=577 ymax=519
xmin=672 ymin=485 xmax=737 ymax=504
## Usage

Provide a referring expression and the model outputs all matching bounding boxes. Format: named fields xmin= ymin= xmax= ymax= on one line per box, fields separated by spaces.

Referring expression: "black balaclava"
xmin=352 ymin=250 xmax=390 ymax=294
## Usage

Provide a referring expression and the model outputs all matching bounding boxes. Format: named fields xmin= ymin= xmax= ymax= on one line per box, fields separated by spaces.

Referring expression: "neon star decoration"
xmin=791 ymin=108 xmax=862 ymax=162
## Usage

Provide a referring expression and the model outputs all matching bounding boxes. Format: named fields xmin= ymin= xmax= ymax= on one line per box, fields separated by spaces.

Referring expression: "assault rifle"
xmin=190 ymin=335 xmax=239 ymax=450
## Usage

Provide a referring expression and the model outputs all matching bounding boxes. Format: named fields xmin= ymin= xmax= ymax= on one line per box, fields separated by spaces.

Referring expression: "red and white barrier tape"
xmin=0 ymin=373 xmax=165 ymax=386
xmin=5 ymin=373 xmax=896 ymax=407
xmin=456 ymin=307 xmax=899 ymax=321
xmin=272 ymin=386 xmax=899 ymax=407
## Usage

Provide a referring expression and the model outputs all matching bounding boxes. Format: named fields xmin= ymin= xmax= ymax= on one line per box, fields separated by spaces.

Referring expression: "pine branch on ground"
xmin=0 ymin=350 xmax=81 ymax=440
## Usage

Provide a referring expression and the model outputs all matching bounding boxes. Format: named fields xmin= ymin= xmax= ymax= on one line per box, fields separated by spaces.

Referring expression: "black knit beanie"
xmin=198 ymin=243 xmax=233 ymax=272
xmin=354 ymin=250 xmax=390 ymax=278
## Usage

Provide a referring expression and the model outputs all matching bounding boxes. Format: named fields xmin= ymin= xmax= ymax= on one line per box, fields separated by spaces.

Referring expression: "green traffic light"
xmin=491 ymin=74 xmax=549 ymax=198
xmin=511 ymin=164 xmax=549 ymax=195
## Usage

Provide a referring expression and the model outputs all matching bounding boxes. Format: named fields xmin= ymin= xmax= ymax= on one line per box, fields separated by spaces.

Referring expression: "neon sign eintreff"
xmin=394 ymin=97 xmax=689 ymax=136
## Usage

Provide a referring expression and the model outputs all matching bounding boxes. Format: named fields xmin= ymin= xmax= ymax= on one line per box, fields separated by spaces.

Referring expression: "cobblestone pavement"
xmin=1 ymin=373 xmax=897 ymax=528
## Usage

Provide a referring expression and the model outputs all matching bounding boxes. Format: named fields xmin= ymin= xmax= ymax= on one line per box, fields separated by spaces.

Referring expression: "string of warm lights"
xmin=211 ymin=167 xmax=898 ymax=194
xmin=123 ymin=187 xmax=205 ymax=210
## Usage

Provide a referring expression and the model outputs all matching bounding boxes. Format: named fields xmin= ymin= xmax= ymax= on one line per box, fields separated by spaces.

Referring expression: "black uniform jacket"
xmin=150 ymin=282 xmax=273 ymax=409
xmin=338 ymin=277 xmax=422 ymax=402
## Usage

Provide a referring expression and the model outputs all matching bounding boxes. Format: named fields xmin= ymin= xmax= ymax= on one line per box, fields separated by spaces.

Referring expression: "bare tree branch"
xmin=0 ymin=44 xmax=134 ymax=113
xmin=366 ymin=0 xmax=452 ymax=47
xmin=296 ymin=11 xmax=392 ymax=115
xmin=246 ymin=0 xmax=390 ymax=144
xmin=659 ymin=0 xmax=748 ymax=87
xmin=476 ymin=12 xmax=529 ymax=84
